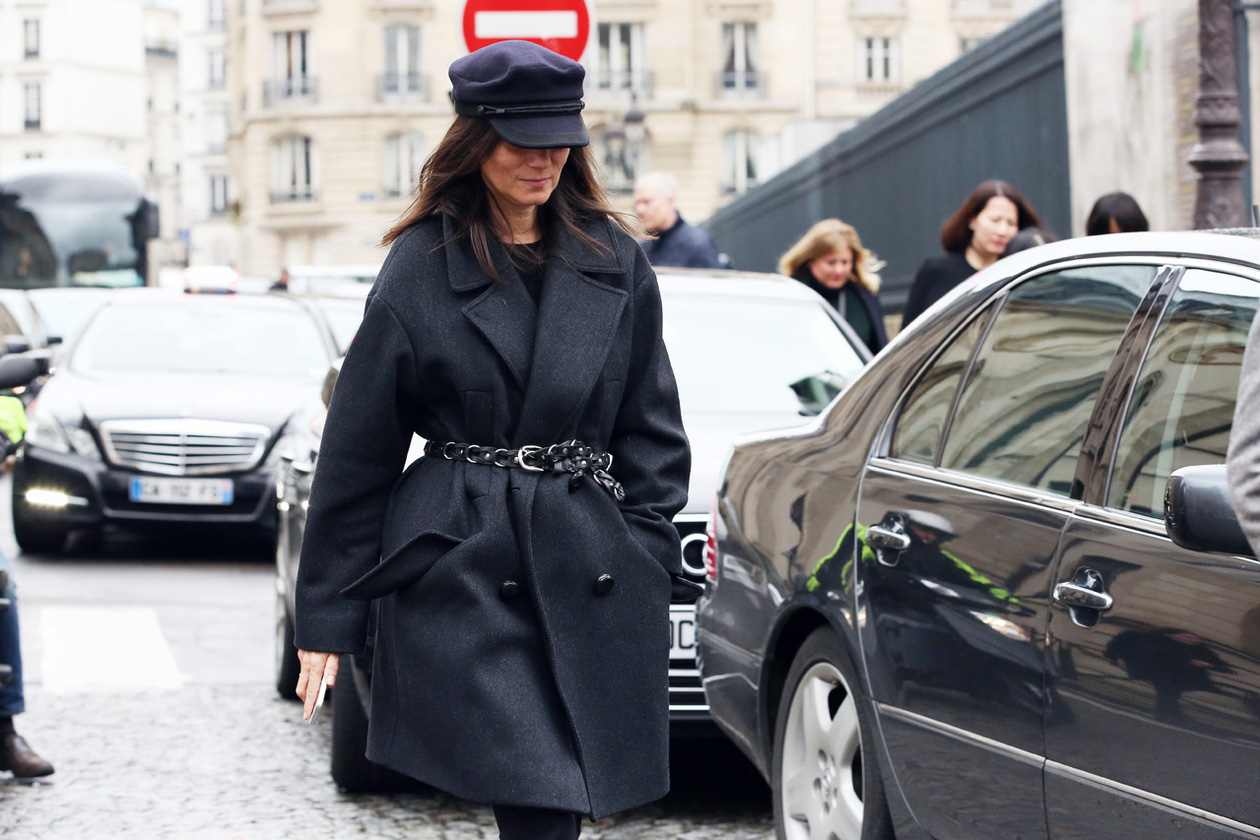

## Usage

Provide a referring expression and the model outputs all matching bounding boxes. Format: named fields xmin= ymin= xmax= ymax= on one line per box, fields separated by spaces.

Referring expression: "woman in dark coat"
xmin=293 ymin=40 xmax=694 ymax=840
xmin=778 ymin=218 xmax=888 ymax=354
xmin=901 ymin=179 xmax=1041 ymax=328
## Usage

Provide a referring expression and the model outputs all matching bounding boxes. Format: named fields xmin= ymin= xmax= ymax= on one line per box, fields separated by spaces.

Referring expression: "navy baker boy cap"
xmin=449 ymin=40 xmax=589 ymax=149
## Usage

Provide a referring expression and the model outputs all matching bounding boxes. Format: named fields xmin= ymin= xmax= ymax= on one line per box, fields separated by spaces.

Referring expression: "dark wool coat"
xmin=293 ymin=212 xmax=691 ymax=820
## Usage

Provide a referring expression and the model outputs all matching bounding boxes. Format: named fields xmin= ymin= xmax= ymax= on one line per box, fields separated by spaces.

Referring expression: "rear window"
xmin=661 ymin=294 xmax=866 ymax=416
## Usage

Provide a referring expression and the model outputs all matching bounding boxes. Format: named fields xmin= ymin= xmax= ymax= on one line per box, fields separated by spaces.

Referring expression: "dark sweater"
xmin=901 ymin=251 xmax=976 ymax=329
xmin=639 ymin=215 xmax=723 ymax=269
xmin=792 ymin=269 xmax=888 ymax=354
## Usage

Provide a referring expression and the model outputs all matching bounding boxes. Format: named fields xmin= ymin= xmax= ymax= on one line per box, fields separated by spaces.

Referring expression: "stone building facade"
xmin=225 ymin=0 xmax=1040 ymax=275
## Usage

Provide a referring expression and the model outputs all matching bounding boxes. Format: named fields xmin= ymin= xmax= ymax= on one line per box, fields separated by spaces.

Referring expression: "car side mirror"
xmin=321 ymin=357 xmax=343 ymax=409
xmin=46 ymin=335 xmax=62 ymax=346
xmin=3 ymin=335 xmax=30 ymax=356
xmin=0 ymin=355 xmax=40 ymax=390
xmin=1164 ymin=465 xmax=1254 ymax=556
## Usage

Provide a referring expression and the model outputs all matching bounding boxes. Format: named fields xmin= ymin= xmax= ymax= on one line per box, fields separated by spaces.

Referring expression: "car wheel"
xmin=330 ymin=671 xmax=413 ymax=793
xmin=274 ymin=592 xmax=301 ymax=700
xmin=773 ymin=627 xmax=893 ymax=840
xmin=12 ymin=501 xmax=66 ymax=556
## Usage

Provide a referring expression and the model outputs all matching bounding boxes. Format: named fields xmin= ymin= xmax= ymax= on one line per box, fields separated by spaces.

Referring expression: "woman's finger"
xmin=321 ymin=653 xmax=340 ymax=688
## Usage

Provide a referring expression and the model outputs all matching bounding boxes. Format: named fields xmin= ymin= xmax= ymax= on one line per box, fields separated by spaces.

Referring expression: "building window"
xmin=960 ymin=36 xmax=987 ymax=54
xmin=597 ymin=23 xmax=649 ymax=94
xmin=25 ymin=152 xmax=43 ymax=160
xmin=208 ymin=0 xmax=226 ymax=30
xmin=206 ymin=108 xmax=228 ymax=153
xmin=720 ymin=22 xmax=759 ymax=92
xmin=272 ymin=135 xmax=316 ymax=202
xmin=210 ymin=175 xmax=229 ymax=216
xmin=23 ymin=19 xmax=40 ymax=59
xmin=384 ymin=132 xmax=424 ymax=198
xmin=591 ymin=126 xmax=640 ymax=194
xmin=858 ymin=36 xmax=900 ymax=82
xmin=721 ymin=129 xmax=758 ymax=194
xmin=381 ymin=25 xmax=423 ymax=97
xmin=267 ymin=31 xmax=315 ymax=104
xmin=208 ymin=48 xmax=226 ymax=90
xmin=24 ymin=83 xmax=41 ymax=131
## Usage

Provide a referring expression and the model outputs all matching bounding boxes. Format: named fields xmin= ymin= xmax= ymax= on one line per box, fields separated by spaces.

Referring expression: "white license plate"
xmin=128 ymin=477 xmax=234 ymax=505
xmin=670 ymin=606 xmax=696 ymax=659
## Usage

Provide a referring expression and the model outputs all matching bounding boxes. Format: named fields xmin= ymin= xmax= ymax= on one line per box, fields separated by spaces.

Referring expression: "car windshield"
xmin=70 ymin=303 xmax=329 ymax=380
xmin=661 ymin=294 xmax=866 ymax=415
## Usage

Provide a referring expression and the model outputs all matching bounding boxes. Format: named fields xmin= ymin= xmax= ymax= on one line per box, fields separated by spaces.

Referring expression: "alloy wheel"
xmin=780 ymin=661 xmax=864 ymax=840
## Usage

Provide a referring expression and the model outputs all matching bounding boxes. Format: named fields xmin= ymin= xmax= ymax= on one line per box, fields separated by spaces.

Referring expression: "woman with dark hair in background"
xmin=901 ymin=179 xmax=1041 ymax=328
xmin=293 ymin=40 xmax=694 ymax=840
xmin=779 ymin=218 xmax=887 ymax=353
xmin=1086 ymin=191 xmax=1149 ymax=235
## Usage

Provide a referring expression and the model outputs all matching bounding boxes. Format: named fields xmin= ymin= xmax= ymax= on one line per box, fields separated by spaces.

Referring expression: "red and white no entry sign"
xmin=462 ymin=0 xmax=592 ymax=62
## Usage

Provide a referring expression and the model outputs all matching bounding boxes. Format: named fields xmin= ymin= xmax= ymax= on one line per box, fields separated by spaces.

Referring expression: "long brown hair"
xmin=382 ymin=116 xmax=640 ymax=281
xmin=777 ymin=218 xmax=882 ymax=293
xmin=939 ymin=180 xmax=1040 ymax=253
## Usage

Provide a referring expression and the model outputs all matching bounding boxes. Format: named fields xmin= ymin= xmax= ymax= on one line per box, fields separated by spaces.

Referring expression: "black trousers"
xmin=492 ymin=804 xmax=582 ymax=840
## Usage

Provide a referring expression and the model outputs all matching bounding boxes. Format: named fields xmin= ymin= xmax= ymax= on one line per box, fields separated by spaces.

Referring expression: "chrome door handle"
xmin=867 ymin=524 xmax=911 ymax=551
xmin=1053 ymin=582 xmax=1113 ymax=611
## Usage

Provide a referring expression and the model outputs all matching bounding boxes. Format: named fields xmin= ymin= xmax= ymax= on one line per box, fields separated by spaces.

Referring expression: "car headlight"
xmin=25 ymin=409 xmax=101 ymax=461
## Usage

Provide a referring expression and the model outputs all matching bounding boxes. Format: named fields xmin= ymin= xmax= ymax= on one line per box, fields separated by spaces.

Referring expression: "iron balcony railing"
xmin=377 ymin=73 xmax=426 ymax=100
xmin=262 ymin=77 xmax=317 ymax=107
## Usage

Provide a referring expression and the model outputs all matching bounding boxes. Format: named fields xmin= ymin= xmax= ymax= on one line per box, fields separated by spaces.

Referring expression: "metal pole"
xmin=1236 ymin=2 xmax=1260 ymax=216
xmin=1192 ymin=0 xmax=1250 ymax=228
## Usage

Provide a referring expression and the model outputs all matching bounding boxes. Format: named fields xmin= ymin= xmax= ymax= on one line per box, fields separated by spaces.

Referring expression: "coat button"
xmin=593 ymin=574 xmax=614 ymax=595
xmin=500 ymin=580 xmax=519 ymax=600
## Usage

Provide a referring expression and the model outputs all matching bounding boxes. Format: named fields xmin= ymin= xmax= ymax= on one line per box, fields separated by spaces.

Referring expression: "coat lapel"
xmin=515 ymin=219 xmax=627 ymax=444
xmin=453 ymin=218 xmax=539 ymax=393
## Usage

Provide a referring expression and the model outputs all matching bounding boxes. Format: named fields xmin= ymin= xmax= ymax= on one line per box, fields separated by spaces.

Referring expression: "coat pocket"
xmin=339 ymin=530 xmax=464 ymax=601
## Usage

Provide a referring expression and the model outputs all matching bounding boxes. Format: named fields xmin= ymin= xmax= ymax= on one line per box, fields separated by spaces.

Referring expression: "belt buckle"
xmin=516 ymin=445 xmax=545 ymax=472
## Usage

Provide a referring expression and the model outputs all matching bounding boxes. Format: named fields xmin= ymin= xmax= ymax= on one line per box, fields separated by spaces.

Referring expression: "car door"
xmin=852 ymin=263 xmax=1160 ymax=840
xmin=1044 ymin=266 xmax=1260 ymax=839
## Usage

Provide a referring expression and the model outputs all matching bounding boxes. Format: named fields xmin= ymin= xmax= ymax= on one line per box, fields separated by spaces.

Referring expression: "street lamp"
xmin=623 ymin=95 xmax=646 ymax=183
xmin=1190 ymin=0 xmax=1249 ymax=228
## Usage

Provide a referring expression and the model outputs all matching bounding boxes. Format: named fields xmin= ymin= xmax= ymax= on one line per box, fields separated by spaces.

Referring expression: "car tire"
xmin=12 ymin=501 xmax=67 ymax=556
xmin=772 ymin=626 xmax=894 ymax=840
xmin=330 ymin=671 xmax=413 ymax=793
xmin=274 ymin=594 xmax=301 ymax=701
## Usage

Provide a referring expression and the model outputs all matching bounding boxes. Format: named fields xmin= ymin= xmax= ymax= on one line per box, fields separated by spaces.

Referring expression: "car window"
xmin=890 ymin=301 xmax=996 ymax=465
xmin=939 ymin=265 xmax=1155 ymax=495
xmin=661 ymin=294 xmax=866 ymax=416
xmin=1107 ymin=269 xmax=1260 ymax=517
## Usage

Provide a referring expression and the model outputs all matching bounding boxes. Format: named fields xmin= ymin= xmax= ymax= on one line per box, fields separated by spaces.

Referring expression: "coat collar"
xmin=449 ymin=212 xmax=629 ymax=442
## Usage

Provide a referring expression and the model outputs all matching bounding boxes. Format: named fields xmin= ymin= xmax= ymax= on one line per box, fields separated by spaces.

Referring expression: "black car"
xmin=273 ymin=269 xmax=872 ymax=791
xmin=12 ymin=292 xmax=337 ymax=554
xmin=697 ymin=231 xmax=1260 ymax=839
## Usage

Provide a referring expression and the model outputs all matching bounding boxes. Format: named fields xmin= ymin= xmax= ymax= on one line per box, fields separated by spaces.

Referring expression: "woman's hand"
xmin=296 ymin=650 xmax=340 ymax=721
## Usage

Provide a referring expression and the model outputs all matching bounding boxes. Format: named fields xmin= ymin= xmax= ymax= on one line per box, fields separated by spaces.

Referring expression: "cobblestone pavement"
xmin=0 ymin=684 xmax=774 ymax=840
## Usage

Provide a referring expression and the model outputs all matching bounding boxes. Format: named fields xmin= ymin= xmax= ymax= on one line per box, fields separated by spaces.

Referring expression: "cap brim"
xmin=487 ymin=113 xmax=589 ymax=149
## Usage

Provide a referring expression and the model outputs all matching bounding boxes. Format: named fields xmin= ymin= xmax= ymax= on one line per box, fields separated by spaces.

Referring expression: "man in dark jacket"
xmin=633 ymin=172 xmax=723 ymax=269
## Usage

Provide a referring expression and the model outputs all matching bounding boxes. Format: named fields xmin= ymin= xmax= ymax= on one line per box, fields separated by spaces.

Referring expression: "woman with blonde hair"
xmin=779 ymin=218 xmax=887 ymax=353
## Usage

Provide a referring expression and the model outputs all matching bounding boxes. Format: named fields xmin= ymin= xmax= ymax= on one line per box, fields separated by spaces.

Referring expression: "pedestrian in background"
xmin=1086 ymin=192 xmax=1149 ymax=235
xmin=778 ymin=219 xmax=887 ymax=354
xmin=0 ymin=393 xmax=54 ymax=781
xmin=269 ymin=267 xmax=291 ymax=292
xmin=902 ymin=179 xmax=1041 ymax=328
xmin=1228 ymin=309 xmax=1260 ymax=556
xmin=1003 ymin=225 xmax=1055 ymax=256
xmin=633 ymin=171 xmax=723 ymax=268
xmin=293 ymin=41 xmax=693 ymax=840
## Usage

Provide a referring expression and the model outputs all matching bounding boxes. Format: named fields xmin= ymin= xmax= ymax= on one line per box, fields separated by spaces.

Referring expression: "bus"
xmin=0 ymin=160 xmax=159 ymax=289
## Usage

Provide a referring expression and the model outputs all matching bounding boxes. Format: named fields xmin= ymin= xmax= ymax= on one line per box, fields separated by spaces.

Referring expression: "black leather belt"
xmin=423 ymin=439 xmax=625 ymax=502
